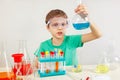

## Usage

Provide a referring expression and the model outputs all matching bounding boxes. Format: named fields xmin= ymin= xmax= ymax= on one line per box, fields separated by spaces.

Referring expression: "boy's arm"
xmin=82 ymin=22 xmax=102 ymax=43
xmin=35 ymin=56 xmax=39 ymax=69
xmin=75 ymin=4 xmax=102 ymax=43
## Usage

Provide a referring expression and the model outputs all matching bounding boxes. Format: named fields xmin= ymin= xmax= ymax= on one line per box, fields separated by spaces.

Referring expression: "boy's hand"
xmin=74 ymin=4 xmax=88 ymax=17
xmin=35 ymin=57 xmax=39 ymax=69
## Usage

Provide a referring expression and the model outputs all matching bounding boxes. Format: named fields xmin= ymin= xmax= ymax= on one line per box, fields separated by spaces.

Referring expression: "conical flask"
xmin=72 ymin=52 xmax=82 ymax=73
xmin=0 ymin=41 xmax=16 ymax=80
xmin=95 ymin=51 xmax=110 ymax=73
xmin=25 ymin=58 xmax=38 ymax=80
xmin=18 ymin=40 xmax=30 ymax=61
xmin=72 ymin=0 xmax=90 ymax=30
xmin=12 ymin=40 xmax=32 ymax=76
xmin=18 ymin=40 xmax=32 ymax=76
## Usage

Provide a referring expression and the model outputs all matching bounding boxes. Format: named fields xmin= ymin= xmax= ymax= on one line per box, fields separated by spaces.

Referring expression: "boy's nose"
xmin=58 ymin=25 xmax=63 ymax=29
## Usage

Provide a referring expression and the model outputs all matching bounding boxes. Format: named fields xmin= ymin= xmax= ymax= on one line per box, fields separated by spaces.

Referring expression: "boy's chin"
xmin=56 ymin=35 xmax=64 ymax=39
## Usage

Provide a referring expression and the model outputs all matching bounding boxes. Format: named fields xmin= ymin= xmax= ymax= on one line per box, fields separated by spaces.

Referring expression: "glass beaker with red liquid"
xmin=0 ymin=41 xmax=16 ymax=80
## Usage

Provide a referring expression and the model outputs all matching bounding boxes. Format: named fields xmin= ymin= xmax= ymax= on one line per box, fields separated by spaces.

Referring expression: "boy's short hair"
xmin=45 ymin=9 xmax=68 ymax=24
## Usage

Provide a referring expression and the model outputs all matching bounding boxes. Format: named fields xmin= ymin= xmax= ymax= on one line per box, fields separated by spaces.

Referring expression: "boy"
xmin=34 ymin=4 xmax=102 ymax=67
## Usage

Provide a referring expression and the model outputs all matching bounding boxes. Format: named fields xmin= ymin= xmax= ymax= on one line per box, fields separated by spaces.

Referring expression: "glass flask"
xmin=18 ymin=40 xmax=30 ymax=61
xmin=106 ymin=39 xmax=120 ymax=70
xmin=12 ymin=40 xmax=32 ymax=78
xmin=95 ymin=51 xmax=110 ymax=73
xmin=0 ymin=41 xmax=16 ymax=80
xmin=110 ymin=54 xmax=120 ymax=71
xmin=72 ymin=0 xmax=90 ymax=30
xmin=72 ymin=52 xmax=82 ymax=73
xmin=18 ymin=40 xmax=32 ymax=75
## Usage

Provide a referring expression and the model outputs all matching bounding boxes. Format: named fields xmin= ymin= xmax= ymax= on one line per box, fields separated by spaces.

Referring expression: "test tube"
xmin=55 ymin=62 xmax=59 ymax=72
xmin=45 ymin=51 xmax=49 ymax=59
xmin=41 ymin=52 xmax=45 ymax=59
xmin=45 ymin=63 xmax=51 ymax=73
xmin=50 ymin=51 xmax=54 ymax=59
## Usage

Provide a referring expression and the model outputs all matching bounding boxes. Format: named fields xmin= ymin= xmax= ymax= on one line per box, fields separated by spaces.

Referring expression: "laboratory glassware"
xmin=0 ymin=41 xmax=16 ymax=80
xmin=12 ymin=40 xmax=32 ymax=77
xmin=72 ymin=0 xmax=90 ymax=30
xmin=18 ymin=40 xmax=32 ymax=75
xmin=12 ymin=53 xmax=24 ymax=79
xmin=95 ymin=51 xmax=110 ymax=73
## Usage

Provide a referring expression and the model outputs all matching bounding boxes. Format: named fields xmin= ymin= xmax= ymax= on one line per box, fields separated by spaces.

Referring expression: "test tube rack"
xmin=38 ymin=51 xmax=66 ymax=77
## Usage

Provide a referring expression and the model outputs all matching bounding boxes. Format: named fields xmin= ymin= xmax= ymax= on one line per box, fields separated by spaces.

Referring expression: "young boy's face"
xmin=47 ymin=17 xmax=68 ymax=39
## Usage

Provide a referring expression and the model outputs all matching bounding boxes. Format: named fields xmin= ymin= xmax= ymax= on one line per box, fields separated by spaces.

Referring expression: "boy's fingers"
xmin=75 ymin=4 xmax=88 ymax=16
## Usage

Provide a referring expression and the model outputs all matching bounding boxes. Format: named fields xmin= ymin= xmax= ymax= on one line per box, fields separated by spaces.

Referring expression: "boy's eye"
xmin=53 ymin=23 xmax=59 ymax=27
xmin=52 ymin=23 xmax=66 ymax=27
xmin=50 ymin=22 xmax=67 ymax=29
xmin=61 ymin=23 xmax=66 ymax=26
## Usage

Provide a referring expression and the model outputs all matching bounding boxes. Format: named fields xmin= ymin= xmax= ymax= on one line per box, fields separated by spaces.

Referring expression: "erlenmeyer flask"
xmin=0 ymin=41 xmax=16 ymax=80
xmin=12 ymin=40 xmax=32 ymax=77
xmin=72 ymin=52 xmax=82 ymax=73
xmin=72 ymin=0 xmax=90 ymax=30
xmin=18 ymin=40 xmax=32 ymax=76
xmin=18 ymin=40 xmax=30 ymax=61
xmin=25 ymin=60 xmax=37 ymax=80
xmin=95 ymin=51 xmax=110 ymax=73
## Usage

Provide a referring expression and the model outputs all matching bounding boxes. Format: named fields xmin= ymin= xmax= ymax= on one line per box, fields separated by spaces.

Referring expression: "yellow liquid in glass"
xmin=96 ymin=64 xmax=109 ymax=73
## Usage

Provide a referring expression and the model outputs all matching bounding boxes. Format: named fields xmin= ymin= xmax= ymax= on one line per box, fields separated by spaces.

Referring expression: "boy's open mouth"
xmin=57 ymin=32 xmax=63 ymax=35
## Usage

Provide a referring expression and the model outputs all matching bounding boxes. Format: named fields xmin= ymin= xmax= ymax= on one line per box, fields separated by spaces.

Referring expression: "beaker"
xmin=71 ymin=0 xmax=90 ymax=30
xmin=0 ymin=41 xmax=16 ymax=80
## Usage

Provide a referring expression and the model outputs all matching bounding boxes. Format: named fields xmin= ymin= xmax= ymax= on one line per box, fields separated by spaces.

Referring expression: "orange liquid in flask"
xmin=0 ymin=71 xmax=16 ymax=80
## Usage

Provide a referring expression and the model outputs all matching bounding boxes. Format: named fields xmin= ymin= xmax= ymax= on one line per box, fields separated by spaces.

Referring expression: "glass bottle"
xmin=0 ymin=41 xmax=16 ymax=80
xmin=72 ymin=0 xmax=90 ymax=30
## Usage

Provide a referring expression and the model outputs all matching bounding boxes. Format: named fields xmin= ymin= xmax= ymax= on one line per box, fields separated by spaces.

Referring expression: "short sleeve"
xmin=34 ymin=43 xmax=44 ymax=57
xmin=66 ymin=35 xmax=83 ymax=48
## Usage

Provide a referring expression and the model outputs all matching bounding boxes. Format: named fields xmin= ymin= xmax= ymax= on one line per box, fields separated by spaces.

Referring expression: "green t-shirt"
xmin=34 ymin=35 xmax=83 ymax=66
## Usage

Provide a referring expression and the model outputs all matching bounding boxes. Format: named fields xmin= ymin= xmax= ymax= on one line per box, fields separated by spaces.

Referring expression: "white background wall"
xmin=0 ymin=0 xmax=120 ymax=65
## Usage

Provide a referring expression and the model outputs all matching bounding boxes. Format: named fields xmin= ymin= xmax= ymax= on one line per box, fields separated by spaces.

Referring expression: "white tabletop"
xmin=28 ymin=64 xmax=120 ymax=80
xmin=1 ymin=64 xmax=119 ymax=80
xmin=40 ymin=65 xmax=120 ymax=80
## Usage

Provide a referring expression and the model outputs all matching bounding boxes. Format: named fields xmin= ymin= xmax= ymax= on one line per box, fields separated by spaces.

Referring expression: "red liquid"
xmin=13 ymin=63 xmax=33 ymax=76
xmin=0 ymin=72 xmax=16 ymax=80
